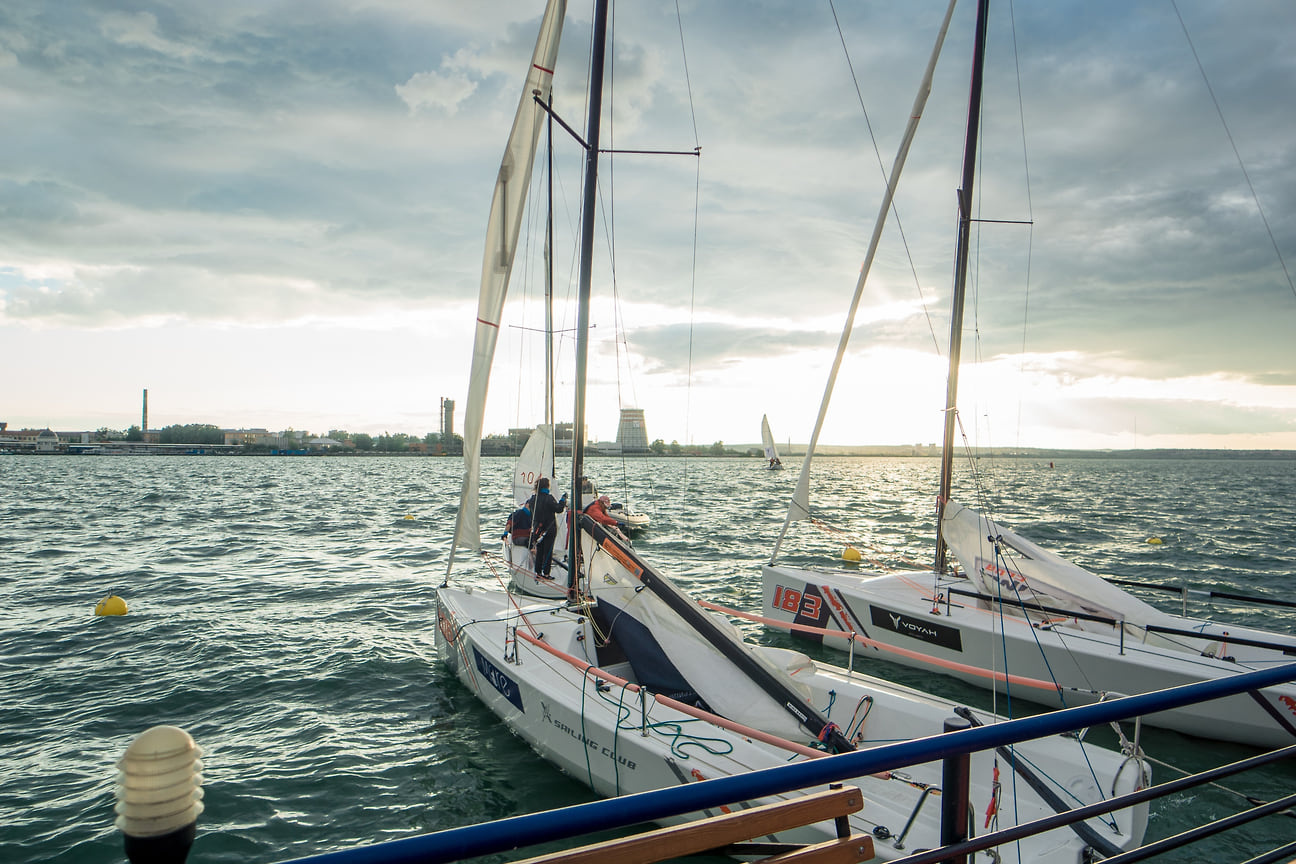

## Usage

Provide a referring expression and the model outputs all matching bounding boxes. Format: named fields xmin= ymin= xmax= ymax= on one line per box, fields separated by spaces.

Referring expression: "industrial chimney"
xmin=142 ymin=389 xmax=149 ymax=432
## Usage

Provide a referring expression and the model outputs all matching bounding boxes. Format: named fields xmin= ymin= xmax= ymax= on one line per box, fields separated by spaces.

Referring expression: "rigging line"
xmin=1171 ymin=1 xmax=1295 ymax=302
xmin=515 ymin=129 xmax=557 ymax=429
xmin=1008 ymin=0 xmax=1037 ymax=453
xmin=971 ymin=80 xmax=986 ymax=445
xmin=828 ymin=0 xmax=942 ymax=357
xmin=596 ymin=6 xmax=636 ymax=496
xmin=673 ymin=0 xmax=700 ymax=148
xmin=673 ymin=0 xmax=702 ymax=495
xmin=986 ymin=542 xmax=1121 ymax=826
xmin=965 ymin=473 xmax=1104 ymax=702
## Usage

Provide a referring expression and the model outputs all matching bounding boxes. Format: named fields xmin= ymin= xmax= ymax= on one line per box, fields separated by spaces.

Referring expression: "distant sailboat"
xmin=761 ymin=414 xmax=783 ymax=470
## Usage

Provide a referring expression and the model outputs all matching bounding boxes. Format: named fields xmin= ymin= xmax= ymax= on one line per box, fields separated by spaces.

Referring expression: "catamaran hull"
xmin=435 ymin=585 xmax=1146 ymax=863
xmin=762 ymin=565 xmax=1296 ymax=749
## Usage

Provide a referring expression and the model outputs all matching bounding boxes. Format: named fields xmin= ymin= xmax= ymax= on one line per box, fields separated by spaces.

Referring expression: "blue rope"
xmin=993 ymin=542 xmax=1120 ymax=833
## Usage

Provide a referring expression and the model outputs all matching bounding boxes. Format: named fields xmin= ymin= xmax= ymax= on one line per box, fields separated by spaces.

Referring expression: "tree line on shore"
xmin=92 ymin=423 xmax=761 ymax=457
xmin=97 ymin=424 xmax=466 ymax=454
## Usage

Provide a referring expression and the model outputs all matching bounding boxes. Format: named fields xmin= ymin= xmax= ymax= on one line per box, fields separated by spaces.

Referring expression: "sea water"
xmin=1 ymin=454 xmax=1292 ymax=863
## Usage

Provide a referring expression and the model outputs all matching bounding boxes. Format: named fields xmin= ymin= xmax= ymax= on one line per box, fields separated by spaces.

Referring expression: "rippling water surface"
xmin=1 ymin=454 xmax=1292 ymax=863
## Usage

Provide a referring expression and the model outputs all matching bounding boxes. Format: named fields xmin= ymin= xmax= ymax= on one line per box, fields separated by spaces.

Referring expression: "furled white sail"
xmin=448 ymin=0 xmax=566 ymax=571
xmin=513 ymin=425 xmax=555 ymax=506
xmin=942 ymin=502 xmax=1167 ymax=628
xmin=761 ymin=414 xmax=781 ymax=464
xmin=771 ymin=0 xmax=957 ymax=559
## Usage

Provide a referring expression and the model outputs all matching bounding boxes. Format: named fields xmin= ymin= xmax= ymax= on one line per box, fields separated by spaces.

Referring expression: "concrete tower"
xmin=616 ymin=408 xmax=649 ymax=453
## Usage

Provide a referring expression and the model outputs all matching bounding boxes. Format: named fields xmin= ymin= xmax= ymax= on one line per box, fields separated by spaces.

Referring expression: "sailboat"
xmin=760 ymin=0 xmax=1296 ymax=750
xmin=439 ymin=2 xmax=1150 ymax=861
xmin=761 ymin=415 xmax=784 ymax=470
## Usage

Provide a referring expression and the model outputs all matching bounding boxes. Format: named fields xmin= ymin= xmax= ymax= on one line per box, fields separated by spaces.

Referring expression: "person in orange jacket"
xmin=584 ymin=494 xmax=627 ymax=542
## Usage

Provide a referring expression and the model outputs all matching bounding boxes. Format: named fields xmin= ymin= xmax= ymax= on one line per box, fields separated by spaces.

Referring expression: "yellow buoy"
xmin=841 ymin=546 xmax=862 ymax=562
xmin=95 ymin=594 xmax=129 ymax=616
xmin=403 ymin=514 xmax=415 ymax=520
xmin=1146 ymin=537 xmax=1164 ymax=545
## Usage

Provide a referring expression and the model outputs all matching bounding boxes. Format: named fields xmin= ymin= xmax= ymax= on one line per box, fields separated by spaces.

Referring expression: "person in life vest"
xmin=529 ymin=477 xmax=567 ymax=578
xmin=502 ymin=501 xmax=532 ymax=545
xmin=584 ymin=494 xmax=627 ymax=542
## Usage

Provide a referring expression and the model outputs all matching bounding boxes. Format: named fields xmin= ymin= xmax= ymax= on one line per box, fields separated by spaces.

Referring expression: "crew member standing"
xmin=529 ymin=477 xmax=567 ymax=578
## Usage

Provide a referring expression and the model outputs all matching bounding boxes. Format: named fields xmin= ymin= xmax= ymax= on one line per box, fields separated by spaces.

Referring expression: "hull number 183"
xmin=772 ymin=584 xmax=821 ymax=619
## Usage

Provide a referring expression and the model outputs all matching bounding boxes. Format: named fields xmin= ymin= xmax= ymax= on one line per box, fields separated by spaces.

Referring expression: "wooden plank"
xmin=510 ymin=786 xmax=865 ymax=864
xmin=756 ymin=836 xmax=875 ymax=864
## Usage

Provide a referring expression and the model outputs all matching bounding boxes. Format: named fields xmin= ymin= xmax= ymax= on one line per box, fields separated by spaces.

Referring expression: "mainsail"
xmin=448 ymin=0 xmax=566 ymax=571
xmin=512 ymin=424 xmax=556 ymax=506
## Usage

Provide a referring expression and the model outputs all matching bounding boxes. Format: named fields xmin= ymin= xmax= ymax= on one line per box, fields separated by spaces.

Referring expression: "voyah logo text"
xmin=870 ymin=605 xmax=963 ymax=651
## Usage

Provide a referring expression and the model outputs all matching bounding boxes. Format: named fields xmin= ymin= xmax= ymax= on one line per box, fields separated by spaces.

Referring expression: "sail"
xmin=586 ymin=528 xmax=836 ymax=747
xmin=761 ymin=415 xmax=781 ymax=464
xmin=513 ymin=425 xmax=555 ymax=506
xmin=771 ymin=0 xmax=957 ymax=555
xmin=449 ymin=0 xmax=566 ymax=565
xmin=942 ymin=502 xmax=1167 ymax=627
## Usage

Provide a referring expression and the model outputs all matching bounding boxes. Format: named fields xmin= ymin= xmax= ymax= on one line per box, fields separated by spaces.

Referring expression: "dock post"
xmin=940 ymin=716 xmax=972 ymax=864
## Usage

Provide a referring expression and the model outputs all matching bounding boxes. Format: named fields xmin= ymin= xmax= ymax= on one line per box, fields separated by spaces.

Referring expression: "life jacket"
xmin=506 ymin=506 xmax=532 ymax=544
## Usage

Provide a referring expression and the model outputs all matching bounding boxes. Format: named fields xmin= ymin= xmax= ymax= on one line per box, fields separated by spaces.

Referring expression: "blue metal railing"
xmin=278 ymin=663 xmax=1296 ymax=864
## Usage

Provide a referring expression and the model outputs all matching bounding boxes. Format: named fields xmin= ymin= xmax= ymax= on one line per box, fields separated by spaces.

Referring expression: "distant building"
xmin=0 ymin=426 xmax=61 ymax=453
xmin=506 ymin=427 xmax=534 ymax=450
xmin=617 ymin=408 xmax=649 ymax=453
xmin=555 ymin=422 xmax=575 ymax=455
xmin=223 ymin=428 xmax=271 ymax=446
xmin=34 ymin=428 xmax=60 ymax=453
xmin=441 ymin=398 xmax=455 ymax=441
xmin=309 ymin=437 xmax=345 ymax=450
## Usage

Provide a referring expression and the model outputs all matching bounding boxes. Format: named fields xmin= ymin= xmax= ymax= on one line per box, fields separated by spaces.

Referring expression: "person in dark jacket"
xmin=529 ymin=477 xmax=567 ymax=577
xmin=502 ymin=502 xmax=532 ymax=545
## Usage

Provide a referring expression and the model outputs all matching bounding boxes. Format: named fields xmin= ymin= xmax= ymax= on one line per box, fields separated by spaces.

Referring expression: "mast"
xmin=544 ymin=92 xmax=557 ymax=484
xmin=544 ymin=93 xmax=555 ymax=435
xmin=568 ymin=0 xmax=610 ymax=596
xmin=934 ymin=0 xmax=990 ymax=574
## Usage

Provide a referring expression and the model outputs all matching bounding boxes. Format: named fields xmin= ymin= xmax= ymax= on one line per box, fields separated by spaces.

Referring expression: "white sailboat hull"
xmin=761 ymin=564 xmax=1296 ymax=748
xmin=436 ymin=582 xmax=1147 ymax=863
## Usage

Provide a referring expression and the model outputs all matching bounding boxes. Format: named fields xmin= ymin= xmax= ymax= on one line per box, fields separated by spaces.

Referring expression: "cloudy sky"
xmin=3 ymin=1 xmax=1294 ymax=450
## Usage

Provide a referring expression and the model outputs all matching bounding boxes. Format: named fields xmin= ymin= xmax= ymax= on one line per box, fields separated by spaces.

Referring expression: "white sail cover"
xmin=761 ymin=414 xmax=781 ymax=463
xmin=450 ymin=0 xmax=566 ymax=563
xmin=513 ymin=425 xmax=555 ymax=506
xmin=587 ymin=542 xmax=814 ymax=745
xmin=942 ymin=502 xmax=1167 ymax=627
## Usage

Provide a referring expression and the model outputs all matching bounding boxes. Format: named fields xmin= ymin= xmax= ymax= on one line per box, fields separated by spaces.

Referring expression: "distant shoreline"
xmin=7 ymin=446 xmax=1294 ymax=460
